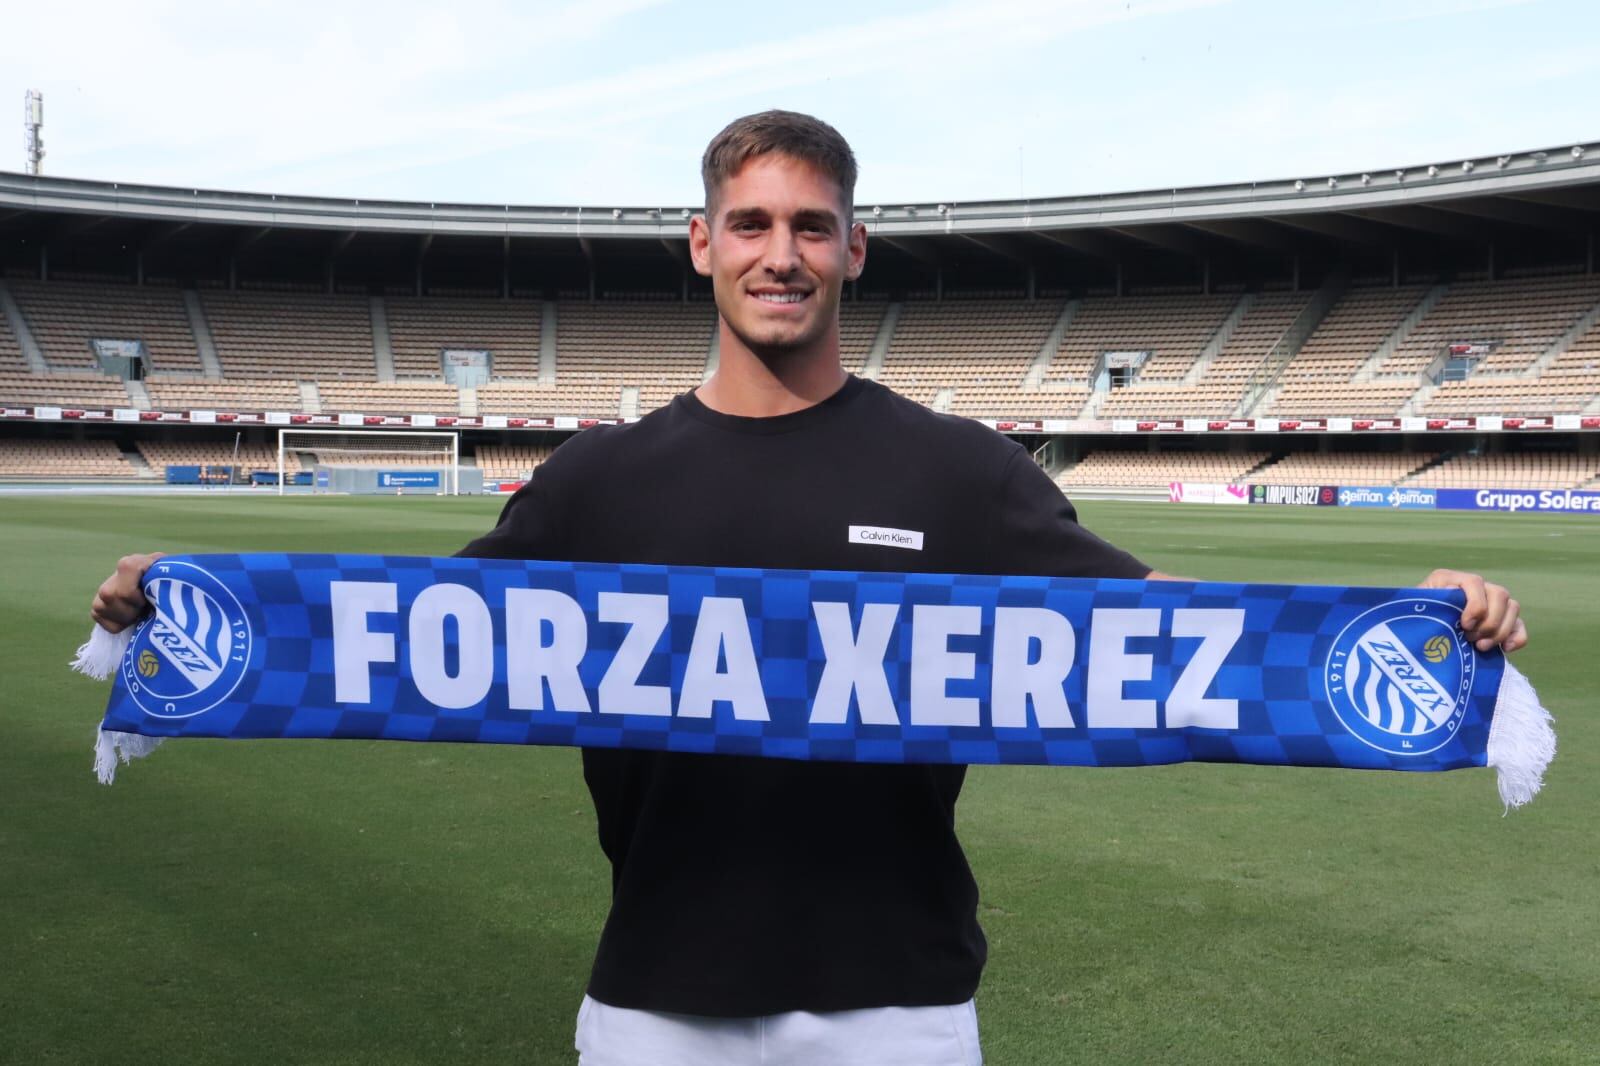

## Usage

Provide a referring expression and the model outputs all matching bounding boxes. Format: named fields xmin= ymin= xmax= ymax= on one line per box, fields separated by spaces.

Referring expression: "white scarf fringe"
xmin=1485 ymin=659 xmax=1556 ymax=811
xmin=92 ymin=727 xmax=165 ymax=785
xmin=70 ymin=624 xmax=132 ymax=681
xmin=73 ymin=625 xmax=164 ymax=784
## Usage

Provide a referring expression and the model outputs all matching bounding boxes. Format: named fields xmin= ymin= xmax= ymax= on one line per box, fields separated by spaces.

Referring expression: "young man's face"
xmin=690 ymin=154 xmax=867 ymax=363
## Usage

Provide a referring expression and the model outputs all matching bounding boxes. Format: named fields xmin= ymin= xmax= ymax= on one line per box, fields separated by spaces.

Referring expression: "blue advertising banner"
xmin=1336 ymin=486 xmax=1438 ymax=510
xmin=1436 ymin=488 xmax=1600 ymax=514
xmin=378 ymin=471 xmax=441 ymax=488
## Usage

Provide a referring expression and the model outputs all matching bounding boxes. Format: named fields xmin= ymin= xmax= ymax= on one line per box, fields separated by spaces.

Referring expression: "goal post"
xmin=276 ymin=428 xmax=461 ymax=496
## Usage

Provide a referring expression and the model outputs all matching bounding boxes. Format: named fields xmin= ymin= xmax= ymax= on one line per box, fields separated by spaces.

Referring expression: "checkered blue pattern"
xmin=98 ymin=554 xmax=1504 ymax=773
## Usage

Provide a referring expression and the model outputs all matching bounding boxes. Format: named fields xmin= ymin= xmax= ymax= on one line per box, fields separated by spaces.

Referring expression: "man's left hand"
xmin=1419 ymin=569 xmax=1527 ymax=653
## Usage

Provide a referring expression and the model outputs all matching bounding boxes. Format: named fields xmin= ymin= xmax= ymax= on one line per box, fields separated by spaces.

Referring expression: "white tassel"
xmin=70 ymin=625 xmax=132 ymax=681
xmin=1485 ymin=660 xmax=1557 ymax=811
xmin=93 ymin=727 xmax=165 ymax=785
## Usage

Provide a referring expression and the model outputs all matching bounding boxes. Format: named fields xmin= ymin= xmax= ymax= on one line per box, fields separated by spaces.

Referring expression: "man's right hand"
xmin=91 ymin=552 xmax=166 ymax=633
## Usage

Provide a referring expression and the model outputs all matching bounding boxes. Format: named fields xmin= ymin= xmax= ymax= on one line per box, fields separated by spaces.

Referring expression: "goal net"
xmin=277 ymin=429 xmax=460 ymax=496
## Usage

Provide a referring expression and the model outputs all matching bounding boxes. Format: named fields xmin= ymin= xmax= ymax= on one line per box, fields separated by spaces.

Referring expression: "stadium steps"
xmin=1252 ymin=385 xmax=1282 ymax=414
xmin=539 ymin=301 xmax=557 ymax=384
xmin=0 ymin=281 xmax=48 ymax=372
xmin=370 ymin=297 xmax=396 ymax=382
xmin=859 ymin=302 xmax=902 ymax=380
xmin=1582 ymin=393 xmax=1600 ymax=416
xmin=181 ymin=290 xmax=224 ymax=378
xmin=1525 ymin=296 xmax=1600 ymax=379
xmin=459 ymin=388 xmax=478 ymax=417
xmin=1023 ymin=299 xmax=1080 ymax=388
xmin=1183 ymin=294 xmax=1254 ymax=386
xmin=1237 ymin=272 xmax=1348 ymax=417
xmin=1355 ymin=283 xmax=1449 ymax=382
xmin=124 ymin=379 xmax=151 ymax=411
xmin=620 ymin=386 xmax=640 ymax=418
xmin=1397 ymin=381 xmax=1438 ymax=417
xmin=1398 ymin=452 xmax=1455 ymax=485
xmin=931 ymin=387 xmax=954 ymax=413
xmin=1240 ymin=453 xmax=1280 ymax=482
xmin=123 ymin=449 xmax=160 ymax=479
xmin=1077 ymin=388 xmax=1110 ymax=420
xmin=298 ymin=380 xmax=322 ymax=414
xmin=704 ymin=322 xmax=720 ymax=382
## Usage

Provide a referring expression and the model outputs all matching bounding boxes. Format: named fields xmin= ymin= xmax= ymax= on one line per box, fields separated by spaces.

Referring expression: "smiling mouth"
xmin=751 ymin=291 xmax=810 ymax=304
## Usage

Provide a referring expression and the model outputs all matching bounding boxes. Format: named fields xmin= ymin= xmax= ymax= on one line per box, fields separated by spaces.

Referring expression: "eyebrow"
xmin=721 ymin=207 xmax=841 ymax=229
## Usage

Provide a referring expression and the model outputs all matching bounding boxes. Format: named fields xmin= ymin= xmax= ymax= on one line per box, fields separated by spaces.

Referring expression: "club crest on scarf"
xmin=122 ymin=560 xmax=252 ymax=719
xmin=1324 ymin=598 xmax=1473 ymax=756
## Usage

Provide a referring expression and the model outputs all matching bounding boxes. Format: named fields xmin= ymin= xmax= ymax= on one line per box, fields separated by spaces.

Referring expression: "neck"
xmin=696 ymin=322 xmax=848 ymax=418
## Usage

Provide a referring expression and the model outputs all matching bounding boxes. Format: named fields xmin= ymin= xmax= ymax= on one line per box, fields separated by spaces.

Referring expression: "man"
xmin=93 ymin=111 xmax=1527 ymax=1065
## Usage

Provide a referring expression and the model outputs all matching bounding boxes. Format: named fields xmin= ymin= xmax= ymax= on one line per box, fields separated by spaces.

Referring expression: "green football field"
xmin=3 ymin=495 xmax=1596 ymax=1065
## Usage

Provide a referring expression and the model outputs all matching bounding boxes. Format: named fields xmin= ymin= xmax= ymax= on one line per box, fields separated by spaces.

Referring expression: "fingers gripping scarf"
xmin=73 ymin=554 xmax=1555 ymax=809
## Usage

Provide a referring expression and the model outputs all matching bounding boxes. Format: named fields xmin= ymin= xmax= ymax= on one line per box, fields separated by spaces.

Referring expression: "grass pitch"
xmin=2 ymin=495 xmax=1596 ymax=1064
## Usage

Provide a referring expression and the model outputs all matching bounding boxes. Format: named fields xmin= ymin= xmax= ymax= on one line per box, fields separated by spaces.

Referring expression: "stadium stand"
xmin=316 ymin=380 xmax=460 ymax=415
xmin=1046 ymin=293 xmax=1237 ymax=384
xmin=1372 ymin=276 xmax=1600 ymax=377
xmin=0 ymin=438 xmax=135 ymax=477
xmin=1404 ymin=452 xmax=1600 ymax=489
xmin=0 ymin=372 xmax=133 ymax=408
xmin=0 ymin=305 xmax=26 ymax=372
xmin=3 ymin=276 xmax=1600 ymax=423
xmin=474 ymin=443 xmax=558 ymax=481
xmin=1054 ymin=449 xmax=1271 ymax=488
xmin=136 ymin=440 xmax=301 ymax=477
xmin=877 ymin=298 xmax=1063 ymax=412
xmin=1269 ymin=286 xmax=1430 ymax=417
xmin=144 ymin=376 xmax=302 ymax=412
xmin=1097 ymin=292 xmax=1311 ymax=418
xmin=1249 ymin=451 xmax=1440 ymax=486
xmin=201 ymin=290 xmax=376 ymax=378
xmin=476 ymin=382 xmax=585 ymax=416
xmin=1421 ymin=374 xmax=1599 ymax=415
xmin=840 ymin=301 xmax=888 ymax=374
xmin=8 ymin=280 xmax=202 ymax=373
xmin=386 ymin=296 xmax=541 ymax=380
xmin=479 ymin=301 xmax=714 ymax=417
xmin=302 ymin=447 xmax=448 ymax=468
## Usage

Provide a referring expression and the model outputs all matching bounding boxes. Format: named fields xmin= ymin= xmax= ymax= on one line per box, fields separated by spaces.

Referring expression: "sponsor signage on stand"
xmin=1336 ymin=486 xmax=1438 ymax=510
xmin=1169 ymin=483 xmax=1250 ymax=505
xmin=1250 ymin=484 xmax=1338 ymax=506
xmin=377 ymin=471 xmax=443 ymax=489
xmin=1435 ymin=488 xmax=1600 ymax=514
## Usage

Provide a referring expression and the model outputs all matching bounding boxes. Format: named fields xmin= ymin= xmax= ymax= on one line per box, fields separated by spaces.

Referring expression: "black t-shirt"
xmin=459 ymin=376 xmax=1149 ymax=1017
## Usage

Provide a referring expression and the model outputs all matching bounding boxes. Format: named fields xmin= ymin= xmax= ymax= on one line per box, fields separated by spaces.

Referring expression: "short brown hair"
xmin=701 ymin=110 xmax=858 ymax=220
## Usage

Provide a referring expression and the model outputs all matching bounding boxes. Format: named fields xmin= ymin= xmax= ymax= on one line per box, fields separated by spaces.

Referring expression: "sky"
xmin=3 ymin=0 xmax=1597 ymax=209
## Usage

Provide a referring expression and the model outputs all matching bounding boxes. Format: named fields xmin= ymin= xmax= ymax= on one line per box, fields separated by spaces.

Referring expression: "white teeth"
xmin=755 ymin=292 xmax=806 ymax=303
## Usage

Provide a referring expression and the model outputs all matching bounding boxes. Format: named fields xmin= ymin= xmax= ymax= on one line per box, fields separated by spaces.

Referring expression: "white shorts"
xmin=574 ymin=994 xmax=983 ymax=1066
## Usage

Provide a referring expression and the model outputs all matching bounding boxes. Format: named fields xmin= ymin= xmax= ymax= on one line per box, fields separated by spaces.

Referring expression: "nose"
xmin=762 ymin=224 xmax=802 ymax=277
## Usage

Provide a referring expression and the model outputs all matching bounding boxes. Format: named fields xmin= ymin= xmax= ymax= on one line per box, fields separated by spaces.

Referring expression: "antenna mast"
xmin=24 ymin=90 xmax=44 ymax=175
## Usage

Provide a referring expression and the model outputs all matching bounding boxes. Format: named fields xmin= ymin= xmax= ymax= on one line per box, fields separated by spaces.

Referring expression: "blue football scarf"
xmin=72 ymin=553 xmax=1555 ymax=808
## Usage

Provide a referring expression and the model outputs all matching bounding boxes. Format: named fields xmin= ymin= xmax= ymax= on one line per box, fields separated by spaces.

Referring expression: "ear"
xmin=845 ymin=220 xmax=867 ymax=281
xmin=689 ymin=214 xmax=713 ymax=278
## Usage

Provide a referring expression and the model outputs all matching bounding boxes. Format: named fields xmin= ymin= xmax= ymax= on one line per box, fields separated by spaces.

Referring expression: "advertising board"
xmin=1335 ymin=486 xmax=1437 ymax=510
xmin=377 ymin=470 xmax=442 ymax=489
xmin=1250 ymin=484 xmax=1337 ymax=506
xmin=1435 ymin=488 xmax=1600 ymax=514
xmin=1168 ymin=482 xmax=1249 ymax=505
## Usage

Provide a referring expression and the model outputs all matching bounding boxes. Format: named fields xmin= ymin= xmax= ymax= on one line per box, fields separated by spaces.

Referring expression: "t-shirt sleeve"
xmin=990 ymin=449 xmax=1151 ymax=579
xmin=455 ymin=472 xmax=564 ymax=560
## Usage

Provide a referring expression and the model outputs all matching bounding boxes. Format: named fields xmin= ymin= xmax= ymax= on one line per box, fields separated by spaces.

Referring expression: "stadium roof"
xmin=3 ymin=140 xmax=1598 ymax=290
